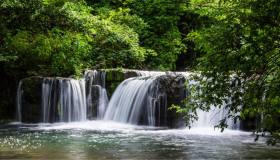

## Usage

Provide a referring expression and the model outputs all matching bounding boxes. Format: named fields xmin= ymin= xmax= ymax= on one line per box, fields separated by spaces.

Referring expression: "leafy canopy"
xmin=173 ymin=0 xmax=280 ymax=144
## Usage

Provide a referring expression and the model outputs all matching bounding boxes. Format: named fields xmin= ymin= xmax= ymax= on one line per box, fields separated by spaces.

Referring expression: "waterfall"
xmin=103 ymin=71 xmax=187 ymax=126
xmin=41 ymin=78 xmax=87 ymax=123
xmin=187 ymin=77 xmax=241 ymax=129
xmin=84 ymin=70 xmax=108 ymax=119
xmin=98 ymin=87 xmax=108 ymax=119
xmin=192 ymin=106 xmax=240 ymax=129
xmin=103 ymin=76 xmax=168 ymax=126
xmin=16 ymin=80 xmax=23 ymax=122
xmin=42 ymin=79 xmax=52 ymax=123
xmin=16 ymin=70 xmax=109 ymax=123
xmin=16 ymin=69 xmax=240 ymax=129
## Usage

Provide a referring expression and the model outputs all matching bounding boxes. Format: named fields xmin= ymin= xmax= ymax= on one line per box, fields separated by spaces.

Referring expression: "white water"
xmin=41 ymin=78 xmax=87 ymax=122
xmin=103 ymin=71 xmax=186 ymax=126
xmin=35 ymin=120 xmax=249 ymax=136
xmin=104 ymin=77 xmax=157 ymax=125
xmin=192 ymin=106 xmax=240 ymax=129
xmin=84 ymin=70 xmax=108 ymax=119
xmin=6 ymin=120 xmax=277 ymax=160
xmin=104 ymin=70 xmax=241 ymax=129
xmin=185 ymin=76 xmax=241 ymax=129
xmin=59 ymin=79 xmax=87 ymax=122
xmin=16 ymin=69 xmax=241 ymax=130
xmin=41 ymin=79 xmax=52 ymax=123
xmin=193 ymin=108 xmax=240 ymax=130
xmin=97 ymin=87 xmax=108 ymax=119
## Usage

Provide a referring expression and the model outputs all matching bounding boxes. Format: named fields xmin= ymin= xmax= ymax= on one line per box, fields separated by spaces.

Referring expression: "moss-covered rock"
xmin=102 ymin=69 xmax=139 ymax=97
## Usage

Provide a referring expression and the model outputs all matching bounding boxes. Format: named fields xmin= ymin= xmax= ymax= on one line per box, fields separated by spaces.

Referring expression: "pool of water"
xmin=0 ymin=121 xmax=279 ymax=159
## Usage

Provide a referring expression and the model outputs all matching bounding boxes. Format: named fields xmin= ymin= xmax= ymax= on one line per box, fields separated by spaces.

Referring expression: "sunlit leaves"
xmin=0 ymin=0 xmax=156 ymax=76
xmin=184 ymin=0 xmax=280 ymax=144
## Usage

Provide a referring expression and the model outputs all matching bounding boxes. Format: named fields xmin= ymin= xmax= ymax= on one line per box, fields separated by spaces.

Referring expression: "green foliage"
xmin=4 ymin=29 xmax=92 ymax=76
xmin=88 ymin=0 xmax=192 ymax=70
xmin=3 ymin=0 xmax=279 ymax=146
xmin=124 ymin=0 xmax=189 ymax=70
xmin=174 ymin=0 xmax=280 ymax=144
xmin=0 ymin=0 xmax=154 ymax=77
xmin=90 ymin=19 xmax=149 ymax=68
xmin=2 ymin=0 xmax=209 ymax=121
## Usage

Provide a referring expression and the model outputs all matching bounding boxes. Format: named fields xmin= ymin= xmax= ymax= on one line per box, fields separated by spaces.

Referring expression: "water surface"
xmin=0 ymin=121 xmax=279 ymax=159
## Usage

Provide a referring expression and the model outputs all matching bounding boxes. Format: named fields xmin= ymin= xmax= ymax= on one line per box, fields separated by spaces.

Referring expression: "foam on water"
xmin=34 ymin=120 xmax=139 ymax=132
xmin=33 ymin=120 xmax=250 ymax=137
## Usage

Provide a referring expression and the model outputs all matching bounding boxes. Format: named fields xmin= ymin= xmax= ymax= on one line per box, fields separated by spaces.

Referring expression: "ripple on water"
xmin=0 ymin=121 xmax=279 ymax=160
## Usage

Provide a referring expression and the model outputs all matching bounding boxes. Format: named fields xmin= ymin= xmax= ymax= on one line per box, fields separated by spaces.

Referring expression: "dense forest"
xmin=0 ymin=0 xmax=279 ymax=143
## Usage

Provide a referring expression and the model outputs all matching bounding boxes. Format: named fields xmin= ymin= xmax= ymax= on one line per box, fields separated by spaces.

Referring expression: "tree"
xmin=87 ymin=0 xmax=191 ymax=70
xmin=0 ymin=0 xmax=152 ymax=76
xmin=174 ymin=0 xmax=280 ymax=144
xmin=0 ymin=0 xmax=154 ymax=119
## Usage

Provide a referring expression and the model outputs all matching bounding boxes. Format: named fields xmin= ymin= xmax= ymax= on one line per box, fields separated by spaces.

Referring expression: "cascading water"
xmin=104 ymin=77 xmax=153 ymax=125
xmin=102 ymin=71 xmax=188 ymax=127
xmin=15 ymin=69 xmax=240 ymax=130
xmin=16 ymin=70 xmax=109 ymax=123
xmin=41 ymin=78 xmax=87 ymax=123
xmin=97 ymin=86 xmax=108 ymax=119
xmin=186 ymin=77 xmax=241 ymax=129
xmin=103 ymin=74 xmax=170 ymax=126
xmin=192 ymin=106 xmax=240 ymax=129
xmin=103 ymin=70 xmax=240 ymax=129
xmin=84 ymin=70 xmax=108 ymax=119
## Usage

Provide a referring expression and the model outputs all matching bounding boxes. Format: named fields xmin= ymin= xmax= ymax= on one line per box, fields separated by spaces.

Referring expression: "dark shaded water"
xmin=0 ymin=121 xmax=279 ymax=159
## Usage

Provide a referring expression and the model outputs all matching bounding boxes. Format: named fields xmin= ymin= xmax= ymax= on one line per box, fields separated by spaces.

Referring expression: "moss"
xmin=105 ymin=69 xmax=125 ymax=82
xmin=106 ymin=82 xmax=122 ymax=97
xmin=100 ymin=68 xmax=140 ymax=97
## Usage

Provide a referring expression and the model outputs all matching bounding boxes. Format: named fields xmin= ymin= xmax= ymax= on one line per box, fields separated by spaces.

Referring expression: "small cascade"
xmin=84 ymin=70 xmax=108 ymax=119
xmin=103 ymin=73 xmax=175 ymax=126
xmin=41 ymin=78 xmax=87 ymax=123
xmin=98 ymin=87 xmax=109 ymax=119
xmin=16 ymin=80 xmax=23 ymax=122
xmin=187 ymin=77 xmax=241 ymax=129
xmin=15 ymin=69 xmax=241 ymax=130
xmin=192 ymin=106 xmax=240 ymax=129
